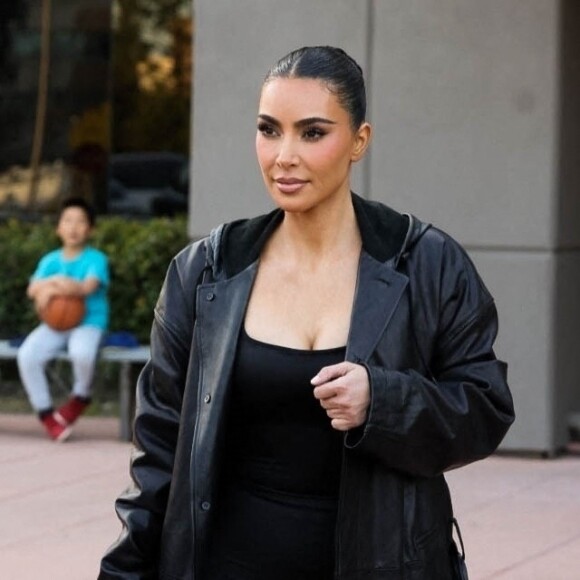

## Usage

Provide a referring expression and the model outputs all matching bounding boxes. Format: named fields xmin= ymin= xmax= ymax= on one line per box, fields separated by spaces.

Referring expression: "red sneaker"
xmin=40 ymin=414 xmax=71 ymax=442
xmin=54 ymin=397 xmax=90 ymax=427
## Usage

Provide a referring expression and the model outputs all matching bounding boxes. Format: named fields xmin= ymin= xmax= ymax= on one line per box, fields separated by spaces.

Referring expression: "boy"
xmin=17 ymin=197 xmax=110 ymax=441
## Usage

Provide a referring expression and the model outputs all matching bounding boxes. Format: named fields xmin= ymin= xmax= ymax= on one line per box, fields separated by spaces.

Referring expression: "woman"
xmin=99 ymin=46 xmax=514 ymax=580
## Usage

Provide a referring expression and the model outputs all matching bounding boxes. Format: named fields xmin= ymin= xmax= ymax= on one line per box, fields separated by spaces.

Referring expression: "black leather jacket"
xmin=100 ymin=195 xmax=514 ymax=579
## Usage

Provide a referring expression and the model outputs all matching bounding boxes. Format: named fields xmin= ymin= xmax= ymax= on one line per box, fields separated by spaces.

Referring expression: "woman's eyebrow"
xmin=258 ymin=114 xmax=337 ymax=128
xmin=295 ymin=117 xmax=336 ymax=128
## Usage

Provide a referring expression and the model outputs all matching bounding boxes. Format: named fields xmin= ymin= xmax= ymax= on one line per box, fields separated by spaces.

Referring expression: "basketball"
xmin=40 ymin=295 xmax=86 ymax=331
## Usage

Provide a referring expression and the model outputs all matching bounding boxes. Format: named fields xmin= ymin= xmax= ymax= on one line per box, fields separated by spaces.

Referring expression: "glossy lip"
xmin=274 ymin=177 xmax=308 ymax=194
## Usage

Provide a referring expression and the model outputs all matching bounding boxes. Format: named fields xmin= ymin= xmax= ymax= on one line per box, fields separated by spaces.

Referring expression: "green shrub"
xmin=0 ymin=216 xmax=190 ymax=342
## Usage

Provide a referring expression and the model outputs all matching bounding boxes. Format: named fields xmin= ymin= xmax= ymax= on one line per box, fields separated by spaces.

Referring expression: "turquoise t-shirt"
xmin=32 ymin=246 xmax=110 ymax=330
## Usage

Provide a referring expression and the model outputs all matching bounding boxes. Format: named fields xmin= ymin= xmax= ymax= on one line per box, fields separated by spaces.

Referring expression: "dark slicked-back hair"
xmin=59 ymin=196 xmax=96 ymax=227
xmin=264 ymin=46 xmax=367 ymax=129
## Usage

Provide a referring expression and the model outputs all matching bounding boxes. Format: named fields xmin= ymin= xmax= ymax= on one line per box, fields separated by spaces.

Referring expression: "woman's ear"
xmin=351 ymin=122 xmax=372 ymax=162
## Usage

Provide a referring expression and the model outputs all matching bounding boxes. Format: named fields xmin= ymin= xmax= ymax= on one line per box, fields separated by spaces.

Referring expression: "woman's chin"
xmin=269 ymin=193 xmax=314 ymax=214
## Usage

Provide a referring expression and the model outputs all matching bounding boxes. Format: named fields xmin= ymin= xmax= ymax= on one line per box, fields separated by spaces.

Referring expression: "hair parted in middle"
xmin=263 ymin=46 xmax=367 ymax=130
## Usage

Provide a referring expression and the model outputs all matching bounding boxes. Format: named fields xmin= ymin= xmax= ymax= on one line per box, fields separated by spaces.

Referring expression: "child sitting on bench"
xmin=17 ymin=197 xmax=109 ymax=441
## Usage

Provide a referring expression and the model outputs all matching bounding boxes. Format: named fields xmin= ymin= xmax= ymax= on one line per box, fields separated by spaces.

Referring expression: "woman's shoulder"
xmin=410 ymin=224 xmax=494 ymax=306
xmin=414 ymin=223 xmax=476 ymax=266
xmin=167 ymin=237 xmax=211 ymax=291
xmin=173 ymin=236 xmax=207 ymax=263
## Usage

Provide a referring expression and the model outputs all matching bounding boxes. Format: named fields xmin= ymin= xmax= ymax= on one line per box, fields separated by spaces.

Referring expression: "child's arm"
xmin=28 ymin=276 xmax=100 ymax=312
xmin=27 ymin=278 xmax=61 ymax=311
xmin=50 ymin=275 xmax=100 ymax=297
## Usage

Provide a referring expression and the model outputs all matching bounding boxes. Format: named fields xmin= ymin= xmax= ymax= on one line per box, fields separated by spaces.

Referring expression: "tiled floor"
xmin=1 ymin=413 xmax=579 ymax=580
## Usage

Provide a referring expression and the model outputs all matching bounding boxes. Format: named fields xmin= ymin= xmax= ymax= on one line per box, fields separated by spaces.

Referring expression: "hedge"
xmin=0 ymin=216 xmax=191 ymax=342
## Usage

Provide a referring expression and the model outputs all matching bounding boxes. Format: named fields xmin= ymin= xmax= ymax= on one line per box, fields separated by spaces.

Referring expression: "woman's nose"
xmin=275 ymin=138 xmax=299 ymax=167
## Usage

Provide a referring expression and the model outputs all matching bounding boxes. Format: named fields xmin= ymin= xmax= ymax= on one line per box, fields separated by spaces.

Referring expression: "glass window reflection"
xmin=0 ymin=0 xmax=192 ymax=219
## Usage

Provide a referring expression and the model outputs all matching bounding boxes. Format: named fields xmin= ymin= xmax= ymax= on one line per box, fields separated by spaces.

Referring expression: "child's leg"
xmin=17 ymin=324 xmax=69 ymax=412
xmin=67 ymin=325 xmax=104 ymax=399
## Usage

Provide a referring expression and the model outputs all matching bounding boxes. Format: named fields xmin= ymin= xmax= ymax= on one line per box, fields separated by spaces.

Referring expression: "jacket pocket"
xmin=405 ymin=476 xmax=454 ymax=570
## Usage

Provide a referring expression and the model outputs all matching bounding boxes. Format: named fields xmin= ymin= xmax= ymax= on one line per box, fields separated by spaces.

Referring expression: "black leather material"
xmin=99 ymin=194 xmax=513 ymax=579
xmin=450 ymin=518 xmax=469 ymax=579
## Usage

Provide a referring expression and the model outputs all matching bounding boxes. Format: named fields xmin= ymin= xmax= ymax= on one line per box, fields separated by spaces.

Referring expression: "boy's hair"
xmin=59 ymin=197 xmax=96 ymax=227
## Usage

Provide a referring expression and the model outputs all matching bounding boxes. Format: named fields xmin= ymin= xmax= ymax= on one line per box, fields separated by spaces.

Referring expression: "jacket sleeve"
xmin=345 ymin=232 xmax=515 ymax=478
xmin=99 ymin=241 xmax=206 ymax=579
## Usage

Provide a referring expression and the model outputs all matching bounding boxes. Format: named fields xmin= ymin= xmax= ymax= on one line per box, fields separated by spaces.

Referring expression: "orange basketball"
xmin=40 ymin=295 xmax=86 ymax=331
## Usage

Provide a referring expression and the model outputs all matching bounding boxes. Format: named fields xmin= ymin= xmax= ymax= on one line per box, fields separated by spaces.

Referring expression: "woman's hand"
xmin=311 ymin=362 xmax=370 ymax=431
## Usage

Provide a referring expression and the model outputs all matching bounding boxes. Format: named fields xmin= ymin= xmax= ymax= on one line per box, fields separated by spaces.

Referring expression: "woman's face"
xmin=256 ymin=77 xmax=370 ymax=214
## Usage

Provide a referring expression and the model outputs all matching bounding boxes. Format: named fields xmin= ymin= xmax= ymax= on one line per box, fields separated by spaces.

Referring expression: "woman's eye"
xmin=257 ymin=123 xmax=277 ymax=137
xmin=303 ymin=127 xmax=326 ymax=141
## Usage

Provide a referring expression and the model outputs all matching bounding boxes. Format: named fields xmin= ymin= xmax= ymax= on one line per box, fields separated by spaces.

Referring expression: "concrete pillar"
xmin=554 ymin=0 xmax=580 ymax=447
xmin=368 ymin=0 xmax=580 ymax=453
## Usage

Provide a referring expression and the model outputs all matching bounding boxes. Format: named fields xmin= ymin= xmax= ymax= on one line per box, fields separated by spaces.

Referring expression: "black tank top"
xmin=205 ymin=327 xmax=346 ymax=579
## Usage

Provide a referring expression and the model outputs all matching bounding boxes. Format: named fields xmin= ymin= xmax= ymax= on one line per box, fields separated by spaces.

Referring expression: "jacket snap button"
xmin=206 ymin=292 xmax=215 ymax=301
xmin=203 ymin=394 xmax=211 ymax=404
xmin=201 ymin=501 xmax=211 ymax=511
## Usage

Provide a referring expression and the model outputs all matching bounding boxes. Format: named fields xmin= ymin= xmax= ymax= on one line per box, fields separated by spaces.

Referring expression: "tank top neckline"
xmin=241 ymin=325 xmax=347 ymax=355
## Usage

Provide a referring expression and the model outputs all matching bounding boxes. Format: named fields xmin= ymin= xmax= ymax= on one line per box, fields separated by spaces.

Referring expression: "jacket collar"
xmin=219 ymin=193 xmax=411 ymax=278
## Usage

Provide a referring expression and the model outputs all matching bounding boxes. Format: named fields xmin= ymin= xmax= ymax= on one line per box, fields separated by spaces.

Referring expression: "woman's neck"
xmin=270 ymin=194 xmax=361 ymax=265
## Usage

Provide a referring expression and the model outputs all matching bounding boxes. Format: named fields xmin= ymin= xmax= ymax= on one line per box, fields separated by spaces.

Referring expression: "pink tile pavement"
xmin=0 ymin=414 xmax=130 ymax=580
xmin=1 ymin=413 xmax=579 ymax=579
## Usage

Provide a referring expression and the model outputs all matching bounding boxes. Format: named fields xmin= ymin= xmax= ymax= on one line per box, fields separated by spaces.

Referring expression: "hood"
xmin=205 ymin=193 xmax=431 ymax=280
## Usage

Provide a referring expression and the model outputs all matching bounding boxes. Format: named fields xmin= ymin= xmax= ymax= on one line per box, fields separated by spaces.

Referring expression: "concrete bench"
xmin=0 ymin=340 xmax=149 ymax=441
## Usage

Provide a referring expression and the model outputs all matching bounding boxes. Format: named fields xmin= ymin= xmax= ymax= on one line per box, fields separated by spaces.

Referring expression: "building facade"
xmin=0 ymin=0 xmax=192 ymax=219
